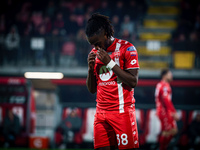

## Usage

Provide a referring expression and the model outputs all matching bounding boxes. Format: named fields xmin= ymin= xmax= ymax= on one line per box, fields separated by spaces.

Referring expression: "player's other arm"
xmin=86 ymin=69 xmax=97 ymax=94
xmin=161 ymin=88 xmax=178 ymax=120
xmin=161 ymin=93 xmax=176 ymax=113
xmin=113 ymin=66 xmax=138 ymax=88
xmin=86 ymin=52 xmax=97 ymax=94
xmin=164 ymin=99 xmax=179 ymax=121
xmin=167 ymin=101 xmax=178 ymax=120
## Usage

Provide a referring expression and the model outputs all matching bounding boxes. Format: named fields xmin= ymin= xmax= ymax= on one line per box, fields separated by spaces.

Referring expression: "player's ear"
xmin=103 ymin=30 xmax=108 ymax=39
xmin=104 ymin=32 xmax=108 ymax=39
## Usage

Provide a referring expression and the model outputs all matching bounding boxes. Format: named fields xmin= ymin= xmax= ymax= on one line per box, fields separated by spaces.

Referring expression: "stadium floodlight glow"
xmin=24 ymin=72 xmax=64 ymax=79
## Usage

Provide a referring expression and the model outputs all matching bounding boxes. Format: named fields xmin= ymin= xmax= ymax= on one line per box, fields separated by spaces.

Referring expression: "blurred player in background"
xmin=155 ymin=69 xmax=179 ymax=150
xmin=86 ymin=13 xmax=139 ymax=150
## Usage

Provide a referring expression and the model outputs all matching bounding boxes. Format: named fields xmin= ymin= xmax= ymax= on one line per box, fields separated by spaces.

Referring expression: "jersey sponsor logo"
xmin=131 ymin=59 xmax=136 ymax=65
xmin=99 ymin=66 xmax=113 ymax=81
xmin=130 ymin=51 xmax=137 ymax=56
xmin=127 ymin=46 xmax=136 ymax=51
xmin=98 ymin=81 xmax=116 ymax=86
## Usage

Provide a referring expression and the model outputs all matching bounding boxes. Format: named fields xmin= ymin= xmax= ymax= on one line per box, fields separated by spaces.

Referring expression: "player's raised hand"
xmin=97 ymin=48 xmax=111 ymax=65
xmin=87 ymin=52 xmax=96 ymax=70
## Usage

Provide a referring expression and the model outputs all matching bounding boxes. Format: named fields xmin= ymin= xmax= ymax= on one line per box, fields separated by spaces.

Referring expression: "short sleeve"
xmin=124 ymin=45 xmax=140 ymax=70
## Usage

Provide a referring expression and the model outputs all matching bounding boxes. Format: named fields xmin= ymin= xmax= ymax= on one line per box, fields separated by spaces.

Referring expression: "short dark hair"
xmin=161 ymin=68 xmax=170 ymax=78
xmin=85 ymin=13 xmax=114 ymax=38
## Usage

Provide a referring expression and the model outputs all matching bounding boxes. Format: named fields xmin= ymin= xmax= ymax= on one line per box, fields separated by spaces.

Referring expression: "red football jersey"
xmin=90 ymin=38 xmax=139 ymax=113
xmin=155 ymin=81 xmax=176 ymax=116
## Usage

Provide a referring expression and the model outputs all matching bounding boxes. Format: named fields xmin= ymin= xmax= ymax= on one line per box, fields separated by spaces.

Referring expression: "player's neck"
xmin=162 ymin=79 xmax=169 ymax=83
xmin=106 ymin=37 xmax=115 ymax=50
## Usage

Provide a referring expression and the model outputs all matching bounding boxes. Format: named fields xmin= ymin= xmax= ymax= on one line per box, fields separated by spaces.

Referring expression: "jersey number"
xmin=116 ymin=133 xmax=128 ymax=146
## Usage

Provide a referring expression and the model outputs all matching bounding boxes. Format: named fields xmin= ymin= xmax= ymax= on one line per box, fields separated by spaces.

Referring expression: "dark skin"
xmin=86 ymin=31 xmax=139 ymax=94
xmin=86 ymin=31 xmax=138 ymax=150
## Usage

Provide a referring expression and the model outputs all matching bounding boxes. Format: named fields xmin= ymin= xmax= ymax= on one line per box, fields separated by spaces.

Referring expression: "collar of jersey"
xmin=106 ymin=38 xmax=117 ymax=52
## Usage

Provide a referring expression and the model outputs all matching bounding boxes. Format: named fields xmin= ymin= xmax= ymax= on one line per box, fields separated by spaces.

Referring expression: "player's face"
xmin=166 ymin=71 xmax=173 ymax=82
xmin=87 ymin=31 xmax=109 ymax=50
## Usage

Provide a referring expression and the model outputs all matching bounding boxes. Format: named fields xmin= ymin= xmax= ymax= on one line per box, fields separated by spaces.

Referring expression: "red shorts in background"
xmin=158 ymin=112 xmax=177 ymax=131
xmin=93 ymin=107 xmax=139 ymax=149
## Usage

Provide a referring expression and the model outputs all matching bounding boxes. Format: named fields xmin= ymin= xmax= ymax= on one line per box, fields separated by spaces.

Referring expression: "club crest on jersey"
xmin=114 ymin=51 xmax=120 ymax=58
xmin=127 ymin=46 xmax=136 ymax=51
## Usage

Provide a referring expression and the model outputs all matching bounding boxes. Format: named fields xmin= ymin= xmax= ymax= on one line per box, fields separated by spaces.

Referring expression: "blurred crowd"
xmin=0 ymin=0 xmax=146 ymax=37
xmin=172 ymin=0 xmax=200 ymax=67
xmin=0 ymin=0 xmax=147 ymax=67
xmin=0 ymin=0 xmax=199 ymax=68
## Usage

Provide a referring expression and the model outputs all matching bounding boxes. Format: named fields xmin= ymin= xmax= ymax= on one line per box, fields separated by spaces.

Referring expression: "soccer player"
xmin=86 ymin=13 xmax=139 ymax=150
xmin=155 ymin=69 xmax=179 ymax=150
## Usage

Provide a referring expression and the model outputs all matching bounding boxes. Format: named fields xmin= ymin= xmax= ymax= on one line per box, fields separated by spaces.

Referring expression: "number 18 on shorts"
xmin=117 ymin=133 xmax=128 ymax=146
xmin=93 ymin=109 xmax=139 ymax=149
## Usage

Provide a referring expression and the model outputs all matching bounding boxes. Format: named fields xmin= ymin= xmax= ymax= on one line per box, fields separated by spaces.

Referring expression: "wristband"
xmin=106 ymin=59 xmax=116 ymax=69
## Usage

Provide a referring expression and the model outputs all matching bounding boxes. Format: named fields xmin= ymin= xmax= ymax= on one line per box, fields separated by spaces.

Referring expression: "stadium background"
xmin=0 ymin=0 xmax=200 ymax=149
